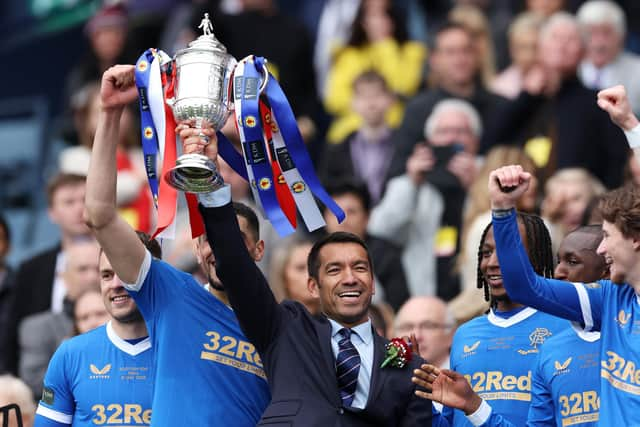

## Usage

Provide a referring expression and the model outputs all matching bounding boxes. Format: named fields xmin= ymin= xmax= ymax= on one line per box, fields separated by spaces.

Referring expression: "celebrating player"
xmin=488 ymin=162 xmax=640 ymax=425
xmin=83 ymin=65 xmax=270 ymax=426
xmin=33 ymin=232 xmax=158 ymax=427
xmin=415 ymin=225 xmax=610 ymax=426
xmin=427 ymin=212 xmax=569 ymax=426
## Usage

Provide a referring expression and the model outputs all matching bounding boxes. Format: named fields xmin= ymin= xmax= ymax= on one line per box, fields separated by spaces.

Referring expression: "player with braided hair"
xmin=432 ymin=212 xmax=568 ymax=426
xmin=476 ymin=212 xmax=554 ymax=306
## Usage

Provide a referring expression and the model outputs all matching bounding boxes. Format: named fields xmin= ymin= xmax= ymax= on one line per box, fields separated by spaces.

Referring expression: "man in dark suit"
xmin=179 ymin=136 xmax=433 ymax=426
xmin=1 ymin=173 xmax=92 ymax=375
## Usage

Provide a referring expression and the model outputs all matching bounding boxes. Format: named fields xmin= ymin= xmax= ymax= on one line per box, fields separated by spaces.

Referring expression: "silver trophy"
xmin=164 ymin=13 xmax=236 ymax=193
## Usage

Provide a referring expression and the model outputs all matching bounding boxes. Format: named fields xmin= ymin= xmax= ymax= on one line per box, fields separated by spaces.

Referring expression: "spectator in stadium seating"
xmin=541 ymin=168 xmax=606 ymax=235
xmin=18 ymin=240 xmax=100 ymax=399
xmin=212 ymin=0 xmax=319 ymax=143
xmin=449 ymin=4 xmax=496 ymax=87
xmin=386 ymin=22 xmax=507 ymax=179
xmin=577 ymin=0 xmax=640 ymax=114
xmin=395 ymin=296 xmax=455 ymax=368
xmin=491 ymin=12 xmax=544 ymax=99
xmin=525 ymin=0 xmax=565 ymax=17
xmin=321 ymin=70 xmax=397 ymax=204
xmin=371 ymin=99 xmax=480 ymax=300
xmin=268 ymin=236 xmax=319 ymax=315
xmin=65 ymin=4 xmax=129 ymax=114
xmin=2 ymin=173 xmax=91 ymax=376
xmin=60 ymin=83 xmax=153 ymax=233
xmin=71 ymin=289 xmax=109 ymax=335
xmin=491 ymin=12 xmax=629 ymax=189
xmin=324 ymin=0 xmax=426 ymax=144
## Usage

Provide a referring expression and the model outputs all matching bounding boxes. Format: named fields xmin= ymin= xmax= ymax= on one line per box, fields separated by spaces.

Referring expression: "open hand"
xmin=597 ymin=85 xmax=639 ymax=131
xmin=100 ymin=65 xmax=138 ymax=110
xmin=488 ymin=165 xmax=532 ymax=210
xmin=412 ymin=364 xmax=482 ymax=415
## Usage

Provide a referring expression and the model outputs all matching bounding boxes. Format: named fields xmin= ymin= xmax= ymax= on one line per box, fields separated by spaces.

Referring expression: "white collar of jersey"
xmin=487 ymin=307 xmax=537 ymax=328
xmin=570 ymin=321 xmax=601 ymax=342
xmin=106 ymin=321 xmax=151 ymax=356
xmin=636 ymin=294 xmax=640 ymax=307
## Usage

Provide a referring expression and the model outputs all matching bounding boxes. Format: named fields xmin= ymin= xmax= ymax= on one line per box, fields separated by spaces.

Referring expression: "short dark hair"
xmin=233 ymin=202 xmax=260 ymax=242
xmin=568 ymin=224 xmax=604 ymax=251
xmin=352 ymin=70 xmax=390 ymax=93
xmin=307 ymin=231 xmax=373 ymax=281
xmin=599 ymin=184 xmax=640 ymax=240
xmin=432 ymin=21 xmax=472 ymax=51
xmin=135 ymin=231 xmax=162 ymax=259
xmin=99 ymin=231 xmax=162 ymax=260
xmin=46 ymin=173 xmax=86 ymax=207
xmin=324 ymin=181 xmax=371 ymax=213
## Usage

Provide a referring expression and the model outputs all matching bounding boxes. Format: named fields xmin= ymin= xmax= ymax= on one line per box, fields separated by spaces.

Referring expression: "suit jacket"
xmin=200 ymin=202 xmax=432 ymax=427
xmin=1 ymin=245 xmax=59 ymax=375
xmin=19 ymin=311 xmax=72 ymax=399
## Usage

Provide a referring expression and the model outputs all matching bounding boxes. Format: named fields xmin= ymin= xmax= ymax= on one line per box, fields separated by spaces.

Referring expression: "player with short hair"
xmin=416 ymin=225 xmax=609 ymax=427
xmin=526 ymin=225 xmax=608 ymax=427
xmin=83 ymin=65 xmax=270 ymax=427
xmin=488 ymin=162 xmax=640 ymax=425
xmin=33 ymin=232 xmax=159 ymax=427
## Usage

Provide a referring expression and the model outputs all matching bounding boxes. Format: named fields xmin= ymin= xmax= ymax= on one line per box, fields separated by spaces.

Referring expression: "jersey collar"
xmin=570 ymin=321 xmax=601 ymax=342
xmin=106 ymin=321 xmax=151 ymax=356
xmin=487 ymin=306 xmax=537 ymax=328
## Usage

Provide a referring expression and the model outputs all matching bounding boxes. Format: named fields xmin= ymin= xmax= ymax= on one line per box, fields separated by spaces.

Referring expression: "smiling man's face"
xmin=308 ymin=242 xmax=374 ymax=327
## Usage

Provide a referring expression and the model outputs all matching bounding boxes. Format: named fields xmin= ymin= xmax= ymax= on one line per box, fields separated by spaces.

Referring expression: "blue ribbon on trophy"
xmin=134 ymin=49 xmax=161 ymax=207
xmin=234 ymin=59 xmax=295 ymax=236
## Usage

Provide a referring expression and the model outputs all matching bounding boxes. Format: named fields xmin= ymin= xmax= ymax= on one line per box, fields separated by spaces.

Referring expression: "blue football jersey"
xmin=123 ymin=251 xmax=270 ymax=427
xmin=493 ymin=211 xmax=640 ymax=426
xmin=34 ymin=323 xmax=153 ymax=427
xmin=529 ymin=324 xmax=600 ymax=427
xmin=445 ymin=308 xmax=569 ymax=426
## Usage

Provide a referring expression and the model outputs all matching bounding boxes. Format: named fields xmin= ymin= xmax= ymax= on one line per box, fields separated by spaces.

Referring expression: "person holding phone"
xmin=369 ymin=99 xmax=480 ymax=299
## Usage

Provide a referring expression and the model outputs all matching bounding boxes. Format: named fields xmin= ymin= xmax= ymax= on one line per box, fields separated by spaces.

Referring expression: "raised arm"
xmin=84 ymin=65 xmax=146 ymax=284
xmin=597 ymin=85 xmax=640 ymax=161
xmin=180 ymin=129 xmax=285 ymax=354
xmin=488 ymin=166 xmax=601 ymax=329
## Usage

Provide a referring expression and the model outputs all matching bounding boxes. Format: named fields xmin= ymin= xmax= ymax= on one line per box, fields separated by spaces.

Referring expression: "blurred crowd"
xmin=2 ymin=0 xmax=640 ymax=424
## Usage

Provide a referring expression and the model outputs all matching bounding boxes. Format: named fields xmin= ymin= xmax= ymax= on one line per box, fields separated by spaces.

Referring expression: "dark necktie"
xmin=336 ymin=328 xmax=361 ymax=407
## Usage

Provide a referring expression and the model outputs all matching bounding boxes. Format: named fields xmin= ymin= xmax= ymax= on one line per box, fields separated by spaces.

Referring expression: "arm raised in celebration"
xmin=83 ymin=65 xmax=146 ymax=284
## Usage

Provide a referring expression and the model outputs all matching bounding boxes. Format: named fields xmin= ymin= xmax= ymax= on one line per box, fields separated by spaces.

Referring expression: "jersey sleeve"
xmin=122 ymin=250 xmax=187 ymax=322
xmin=34 ymin=342 xmax=74 ymax=426
xmin=526 ymin=352 xmax=555 ymax=427
xmin=492 ymin=210 xmax=603 ymax=330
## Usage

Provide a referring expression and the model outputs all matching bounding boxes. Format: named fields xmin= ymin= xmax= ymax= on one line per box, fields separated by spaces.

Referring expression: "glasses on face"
xmin=396 ymin=320 xmax=453 ymax=334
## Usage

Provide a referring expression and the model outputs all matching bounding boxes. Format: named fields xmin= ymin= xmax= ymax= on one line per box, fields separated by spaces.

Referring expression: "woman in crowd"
xmin=324 ymin=0 xmax=426 ymax=143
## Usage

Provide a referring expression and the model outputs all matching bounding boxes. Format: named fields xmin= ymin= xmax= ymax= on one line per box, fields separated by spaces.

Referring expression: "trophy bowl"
xmin=164 ymin=14 xmax=236 ymax=193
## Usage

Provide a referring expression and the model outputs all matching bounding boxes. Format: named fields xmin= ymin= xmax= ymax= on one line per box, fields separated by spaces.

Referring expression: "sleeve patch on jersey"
xmin=42 ymin=387 xmax=54 ymax=405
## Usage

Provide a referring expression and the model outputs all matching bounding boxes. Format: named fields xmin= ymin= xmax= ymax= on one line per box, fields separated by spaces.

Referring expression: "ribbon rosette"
xmin=380 ymin=338 xmax=412 ymax=369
